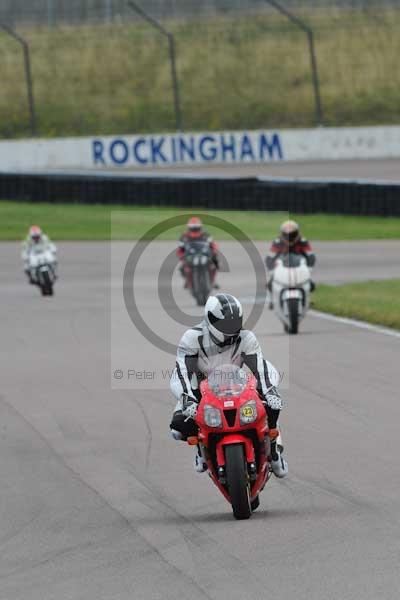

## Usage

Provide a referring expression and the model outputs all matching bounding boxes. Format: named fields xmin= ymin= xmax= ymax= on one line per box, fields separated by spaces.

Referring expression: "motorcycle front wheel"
xmin=287 ymin=298 xmax=299 ymax=334
xmin=225 ymin=444 xmax=251 ymax=520
xmin=39 ymin=270 xmax=54 ymax=296
xmin=192 ymin=267 xmax=210 ymax=306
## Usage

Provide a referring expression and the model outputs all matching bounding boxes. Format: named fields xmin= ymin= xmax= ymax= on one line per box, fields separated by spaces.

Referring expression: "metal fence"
xmin=1 ymin=0 xmax=400 ymax=26
xmin=0 ymin=1 xmax=399 ymax=138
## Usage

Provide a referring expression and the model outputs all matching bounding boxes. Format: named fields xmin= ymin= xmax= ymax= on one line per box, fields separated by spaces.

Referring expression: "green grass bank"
xmin=313 ymin=280 xmax=400 ymax=330
xmin=1 ymin=201 xmax=400 ymax=240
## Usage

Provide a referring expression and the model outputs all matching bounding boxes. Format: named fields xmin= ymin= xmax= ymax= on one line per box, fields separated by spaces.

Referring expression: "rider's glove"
xmin=264 ymin=386 xmax=282 ymax=411
xmin=266 ymin=255 xmax=276 ymax=271
xmin=306 ymin=254 xmax=316 ymax=268
xmin=181 ymin=393 xmax=198 ymax=421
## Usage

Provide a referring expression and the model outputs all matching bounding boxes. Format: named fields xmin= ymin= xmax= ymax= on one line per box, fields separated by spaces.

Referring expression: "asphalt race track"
xmin=1 ymin=239 xmax=399 ymax=600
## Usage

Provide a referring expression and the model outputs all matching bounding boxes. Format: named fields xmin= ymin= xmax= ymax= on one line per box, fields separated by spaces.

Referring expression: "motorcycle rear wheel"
xmin=225 ymin=444 xmax=251 ymax=520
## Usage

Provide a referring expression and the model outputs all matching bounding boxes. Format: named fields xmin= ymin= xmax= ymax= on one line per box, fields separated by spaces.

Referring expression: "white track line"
xmin=240 ymin=296 xmax=400 ymax=339
xmin=310 ymin=310 xmax=400 ymax=339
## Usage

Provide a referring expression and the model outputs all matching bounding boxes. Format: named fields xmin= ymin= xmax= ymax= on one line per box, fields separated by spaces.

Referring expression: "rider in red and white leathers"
xmin=169 ymin=293 xmax=288 ymax=478
xmin=177 ymin=217 xmax=219 ymax=288
xmin=266 ymin=220 xmax=316 ymax=304
xmin=266 ymin=220 xmax=316 ymax=272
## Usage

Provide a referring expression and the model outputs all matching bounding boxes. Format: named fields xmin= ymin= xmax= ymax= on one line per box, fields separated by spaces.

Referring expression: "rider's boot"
xmin=270 ymin=443 xmax=288 ymax=478
xmin=194 ymin=447 xmax=207 ymax=473
xmin=25 ymin=269 xmax=34 ymax=284
xmin=211 ymin=264 xmax=219 ymax=289
xmin=269 ymin=429 xmax=288 ymax=478
xmin=179 ymin=263 xmax=188 ymax=289
xmin=170 ymin=430 xmax=206 ymax=472
xmin=266 ymin=279 xmax=274 ymax=309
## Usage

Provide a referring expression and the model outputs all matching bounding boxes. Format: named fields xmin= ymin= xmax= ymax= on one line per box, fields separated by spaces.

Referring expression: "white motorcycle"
xmin=270 ymin=254 xmax=312 ymax=334
xmin=27 ymin=246 xmax=57 ymax=296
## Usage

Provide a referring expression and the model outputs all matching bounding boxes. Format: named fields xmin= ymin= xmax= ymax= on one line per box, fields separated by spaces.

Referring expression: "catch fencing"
xmin=0 ymin=2 xmax=399 ymax=139
xmin=1 ymin=1 xmax=400 ymax=26
xmin=1 ymin=171 xmax=399 ymax=216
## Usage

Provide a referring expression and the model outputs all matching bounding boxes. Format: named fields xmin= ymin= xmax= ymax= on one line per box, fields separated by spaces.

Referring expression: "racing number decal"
xmin=242 ymin=406 xmax=254 ymax=418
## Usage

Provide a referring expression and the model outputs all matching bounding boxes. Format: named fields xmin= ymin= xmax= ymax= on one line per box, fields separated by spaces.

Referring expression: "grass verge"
xmin=313 ymin=280 xmax=400 ymax=330
xmin=1 ymin=9 xmax=400 ymax=137
xmin=1 ymin=202 xmax=400 ymax=241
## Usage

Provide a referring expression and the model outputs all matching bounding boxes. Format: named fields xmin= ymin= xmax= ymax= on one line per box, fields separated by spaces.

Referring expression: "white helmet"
xmin=29 ymin=225 xmax=42 ymax=243
xmin=280 ymin=220 xmax=300 ymax=247
xmin=205 ymin=294 xmax=243 ymax=345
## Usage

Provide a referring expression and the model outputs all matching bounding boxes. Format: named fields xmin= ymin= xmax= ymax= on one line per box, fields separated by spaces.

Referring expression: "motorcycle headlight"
xmin=204 ymin=404 xmax=222 ymax=428
xmin=239 ymin=400 xmax=257 ymax=425
xmin=193 ymin=256 xmax=199 ymax=266
xmin=200 ymin=255 xmax=208 ymax=265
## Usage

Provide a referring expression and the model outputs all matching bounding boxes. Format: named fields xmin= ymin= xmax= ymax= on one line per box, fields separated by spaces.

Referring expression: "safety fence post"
xmin=0 ymin=23 xmax=37 ymax=136
xmin=127 ymin=1 xmax=183 ymax=131
xmin=263 ymin=0 xmax=324 ymax=126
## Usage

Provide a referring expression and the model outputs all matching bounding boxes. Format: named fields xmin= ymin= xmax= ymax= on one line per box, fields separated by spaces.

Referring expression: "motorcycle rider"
xmin=22 ymin=225 xmax=57 ymax=283
xmin=169 ymin=293 xmax=288 ymax=478
xmin=266 ymin=220 xmax=316 ymax=307
xmin=177 ymin=217 xmax=219 ymax=288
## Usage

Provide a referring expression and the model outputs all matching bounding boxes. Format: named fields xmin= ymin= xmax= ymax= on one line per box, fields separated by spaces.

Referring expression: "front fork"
xmin=211 ymin=434 xmax=270 ymax=485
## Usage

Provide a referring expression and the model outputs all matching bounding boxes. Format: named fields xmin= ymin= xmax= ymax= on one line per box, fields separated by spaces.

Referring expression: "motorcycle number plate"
xmin=224 ymin=400 xmax=235 ymax=408
xmin=283 ymin=290 xmax=301 ymax=300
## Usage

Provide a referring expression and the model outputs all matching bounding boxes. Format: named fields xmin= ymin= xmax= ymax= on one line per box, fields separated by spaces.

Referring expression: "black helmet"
xmin=205 ymin=293 xmax=243 ymax=345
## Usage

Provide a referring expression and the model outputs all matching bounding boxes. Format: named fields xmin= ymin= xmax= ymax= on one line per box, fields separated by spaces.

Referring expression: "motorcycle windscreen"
xmin=185 ymin=241 xmax=211 ymax=255
xmin=208 ymin=365 xmax=248 ymax=398
xmin=282 ymin=253 xmax=302 ymax=268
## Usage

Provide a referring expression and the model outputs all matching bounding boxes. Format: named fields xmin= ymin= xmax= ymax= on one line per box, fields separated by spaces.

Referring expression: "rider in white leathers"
xmin=170 ymin=293 xmax=288 ymax=478
xmin=22 ymin=225 xmax=57 ymax=282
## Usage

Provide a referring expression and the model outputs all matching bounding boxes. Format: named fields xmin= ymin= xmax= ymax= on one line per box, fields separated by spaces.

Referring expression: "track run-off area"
xmin=1 ymin=237 xmax=399 ymax=600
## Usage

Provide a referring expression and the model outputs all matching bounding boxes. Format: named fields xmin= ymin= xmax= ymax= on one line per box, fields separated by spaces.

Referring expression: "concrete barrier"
xmin=1 ymin=126 xmax=400 ymax=171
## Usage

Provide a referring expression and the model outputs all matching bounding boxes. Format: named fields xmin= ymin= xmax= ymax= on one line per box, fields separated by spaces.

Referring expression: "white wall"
xmin=1 ymin=126 xmax=400 ymax=172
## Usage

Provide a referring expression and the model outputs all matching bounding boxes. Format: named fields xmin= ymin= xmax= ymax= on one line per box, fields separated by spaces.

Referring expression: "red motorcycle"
xmin=186 ymin=365 xmax=272 ymax=520
xmin=182 ymin=240 xmax=215 ymax=306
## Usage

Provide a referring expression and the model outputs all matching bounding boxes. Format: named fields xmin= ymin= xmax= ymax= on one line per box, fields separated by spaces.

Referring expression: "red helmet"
xmin=187 ymin=217 xmax=203 ymax=238
xmin=280 ymin=220 xmax=300 ymax=248
xmin=29 ymin=225 xmax=42 ymax=243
